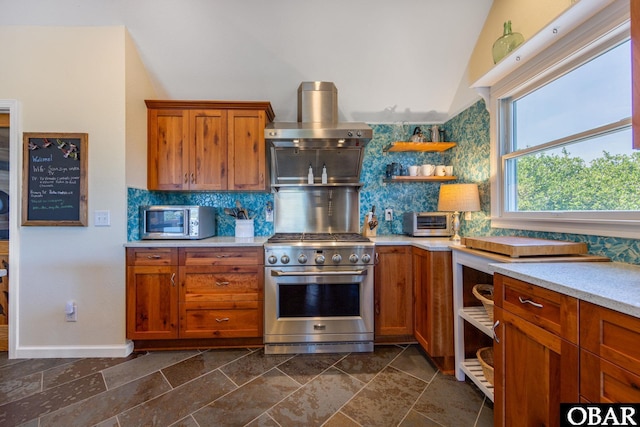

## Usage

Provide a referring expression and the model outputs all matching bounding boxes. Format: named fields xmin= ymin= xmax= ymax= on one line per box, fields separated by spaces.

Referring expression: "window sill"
xmin=491 ymin=216 xmax=640 ymax=240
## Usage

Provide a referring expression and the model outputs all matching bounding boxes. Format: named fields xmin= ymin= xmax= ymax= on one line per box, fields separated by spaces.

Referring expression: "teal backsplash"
xmin=128 ymin=99 xmax=639 ymax=264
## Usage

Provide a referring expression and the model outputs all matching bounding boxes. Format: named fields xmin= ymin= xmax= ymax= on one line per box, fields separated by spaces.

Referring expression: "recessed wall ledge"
xmin=471 ymin=0 xmax=624 ymax=106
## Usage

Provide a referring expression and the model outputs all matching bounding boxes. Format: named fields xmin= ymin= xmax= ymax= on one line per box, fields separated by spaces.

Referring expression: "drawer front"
xmin=180 ymin=247 xmax=263 ymax=266
xmin=581 ymin=349 xmax=640 ymax=403
xmin=580 ymin=301 xmax=640 ymax=376
xmin=495 ymin=274 xmax=578 ymax=343
xmin=180 ymin=266 xmax=262 ymax=302
xmin=127 ymin=248 xmax=178 ymax=266
xmin=180 ymin=302 xmax=261 ymax=338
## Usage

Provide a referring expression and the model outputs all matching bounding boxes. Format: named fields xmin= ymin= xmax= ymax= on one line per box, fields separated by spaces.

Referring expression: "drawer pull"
xmin=147 ymin=255 xmax=162 ymax=259
xmin=170 ymin=273 xmax=176 ymax=287
xmin=216 ymin=255 xmax=229 ymax=258
xmin=518 ymin=296 xmax=543 ymax=308
xmin=215 ymin=317 xmax=230 ymax=323
xmin=184 ymin=173 xmax=189 ymax=184
xmin=492 ymin=320 xmax=500 ymax=343
xmin=216 ymin=281 xmax=230 ymax=287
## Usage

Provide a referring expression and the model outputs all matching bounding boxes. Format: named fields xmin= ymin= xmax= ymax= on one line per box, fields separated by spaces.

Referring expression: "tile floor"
xmin=0 ymin=345 xmax=493 ymax=427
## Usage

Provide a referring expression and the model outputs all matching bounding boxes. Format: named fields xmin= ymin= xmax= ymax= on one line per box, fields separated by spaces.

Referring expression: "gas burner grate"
xmin=267 ymin=232 xmax=370 ymax=243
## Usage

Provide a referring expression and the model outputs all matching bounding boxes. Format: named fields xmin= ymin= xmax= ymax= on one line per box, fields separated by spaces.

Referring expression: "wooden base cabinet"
xmin=493 ymin=274 xmax=579 ymax=427
xmin=412 ymin=247 xmax=454 ymax=371
xmin=374 ymin=245 xmax=413 ymax=341
xmin=126 ymin=247 xmax=263 ymax=347
xmin=580 ymin=301 xmax=640 ymax=403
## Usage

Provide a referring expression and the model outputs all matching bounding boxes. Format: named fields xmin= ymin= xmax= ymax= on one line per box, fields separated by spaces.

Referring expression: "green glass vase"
xmin=492 ymin=20 xmax=524 ymax=64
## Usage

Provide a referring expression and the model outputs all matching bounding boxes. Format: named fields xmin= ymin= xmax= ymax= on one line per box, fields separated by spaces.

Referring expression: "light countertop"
xmin=489 ymin=262 xmax=640 ymax=318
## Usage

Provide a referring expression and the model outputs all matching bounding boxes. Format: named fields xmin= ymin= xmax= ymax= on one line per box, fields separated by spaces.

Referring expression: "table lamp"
xmin=437 ymin=183 xmax=480 ymax=243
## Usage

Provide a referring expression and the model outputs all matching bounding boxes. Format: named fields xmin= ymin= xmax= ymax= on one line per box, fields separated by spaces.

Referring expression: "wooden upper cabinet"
xmin=146 ymin=100 xmax=274 ymax=191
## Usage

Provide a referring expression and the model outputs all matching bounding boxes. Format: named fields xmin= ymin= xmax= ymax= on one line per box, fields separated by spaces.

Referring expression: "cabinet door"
xmin=227 ymin=109 xmax=267 ymax=191
xmin=126 ymin=265 xmax=178 ymax=339
xmin=494 ymin=306 xmax=579 ymax=427
xmin=374 ymin=246 xmax=413 ymax=338
xmin=413 ymin=248 xmax=453 ymax=367
xmin=147 ymin=108 xmax=189 ymax=190
xmin=189 ymin=109 xmax=228 ymax=191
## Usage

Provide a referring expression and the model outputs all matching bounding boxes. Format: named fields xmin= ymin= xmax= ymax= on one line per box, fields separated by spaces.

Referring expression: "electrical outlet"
xmin=385 ymin=208 xmax=393 ymax=221
xmin=95 ymin=210 xmax=110 ymax=226
xmin=464 ymin=211 xmax=472 ymax=220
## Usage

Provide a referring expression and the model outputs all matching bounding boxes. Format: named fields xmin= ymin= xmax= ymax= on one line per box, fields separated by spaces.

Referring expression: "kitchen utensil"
xmin=224 ymin=207 xmax=237 ymax=218
xmin=430 ymin=125 xmax=440 ymax=142
xmin=410 ymin=127 xmax=425 ymax=142
xmin=235 ymin=200 xmax=248 ymax=219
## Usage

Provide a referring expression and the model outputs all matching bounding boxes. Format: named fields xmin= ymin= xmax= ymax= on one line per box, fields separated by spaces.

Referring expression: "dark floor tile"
xmin=476 ymin=400 xmax=494 ymax=427
xmin=0 ymin=372 xmax=106 ymax=426
xmin=94 ymin=417 xmax=120 ymax=427
xmin=334 ymin=345 xmax=404 ymax=383
xmin=38 ymin=372 xmax=170 ymax=427
xmin=245 ymin=413 xmax=280 ymax=427
xmin=43 ymin=355 xmax=141 ymax=390
xmin=118 ymin=369 xmax=236 ymax=427
xmin=219 ymin=349 xmax=292 ymax=386
xmin=390 ymin=345 xmax=438 ymax=383
xmin=399 ymin=410 xmax=443 ymax=426
xmin=192 ymin=368 xmax=299 ymax=427
xmin=341 ymin=366 xmax=427 ymax=427
xmin=102 ymin=350 xmax=197 ymax=389
xmin=412 ymin=373 xmax=485 ymax=427
xmin=161 ymin=348 xmax=250 ymax=387
xmin=277 ymin=353 xmax=345 ymax=386
xmin=323 ymin=411 xmax=361 ymax=427
xmin=0 ymin=358 xmax=77 ymax=383
xmin=168 ymin=415 xmax=200 ymax=427
xmin=269 ymin=366 xmax=363 ymax=427
xmin=0 ymin=371 xmax=41 ymax=405
xmin=0 ymin=352 xmax=24 ymax=368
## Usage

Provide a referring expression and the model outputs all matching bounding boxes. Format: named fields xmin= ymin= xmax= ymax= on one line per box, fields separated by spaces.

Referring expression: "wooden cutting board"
xmin=462 ymin=236 xmax=588 ymax=258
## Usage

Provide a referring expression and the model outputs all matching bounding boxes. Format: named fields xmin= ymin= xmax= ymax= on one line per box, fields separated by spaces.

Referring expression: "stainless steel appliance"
xmin=263 ymin=82 xmax=375 ymax=354
xmin=139 ymin=205 xmax=216 ymax=240
xmin=402 ymin=211 xmax=453 ymax=237
xmin=264 ymin=233 xmax=375 ymax=354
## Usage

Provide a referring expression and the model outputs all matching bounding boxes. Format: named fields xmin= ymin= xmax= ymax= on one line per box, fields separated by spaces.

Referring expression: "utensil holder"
xmin=235 ymin=219 xmax=254 ymax=238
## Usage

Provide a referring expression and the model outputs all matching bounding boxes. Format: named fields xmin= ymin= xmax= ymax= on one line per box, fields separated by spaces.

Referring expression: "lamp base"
xmin=450 ymin=211 xmax=462 ymax=244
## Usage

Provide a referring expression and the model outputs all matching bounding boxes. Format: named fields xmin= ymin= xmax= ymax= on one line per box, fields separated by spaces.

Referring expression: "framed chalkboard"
xmin=22 ymin=133 xmax=88 ymax=226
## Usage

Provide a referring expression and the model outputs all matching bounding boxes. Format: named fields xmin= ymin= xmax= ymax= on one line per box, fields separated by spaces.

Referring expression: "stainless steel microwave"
xmin=402 ymin=212 xmax=452 ymax=237
xmin=140 ymin=205 xmax=216 ymax=240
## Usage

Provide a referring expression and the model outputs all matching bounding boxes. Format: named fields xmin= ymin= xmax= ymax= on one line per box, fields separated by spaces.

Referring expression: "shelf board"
xmin=383 ymin=142 xmax=456 ymax=152
xmin=459 ymin=306 xmax=493 ymax=338
xmin=385 ymin=176 xmax=456 ymax=183
xmin=461 ymin=359 xmax=495 ymax=402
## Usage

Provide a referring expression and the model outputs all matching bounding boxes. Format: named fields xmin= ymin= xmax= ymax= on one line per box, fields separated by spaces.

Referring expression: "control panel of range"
xmin=265 ymin=246 xmax=375 ymax=267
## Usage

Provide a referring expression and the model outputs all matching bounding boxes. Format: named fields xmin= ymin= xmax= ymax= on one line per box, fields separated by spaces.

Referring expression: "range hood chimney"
xmin=266 ymin=82 xmax=373 ymax=186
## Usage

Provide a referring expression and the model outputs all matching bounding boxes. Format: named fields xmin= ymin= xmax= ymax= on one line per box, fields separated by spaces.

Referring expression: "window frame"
xmin=487 ymin=1 xmax=638 ymax=239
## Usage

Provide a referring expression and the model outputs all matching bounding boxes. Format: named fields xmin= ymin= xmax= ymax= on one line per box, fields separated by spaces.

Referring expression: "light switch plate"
xmin=95 ymin=210 xmax=110 ymax=226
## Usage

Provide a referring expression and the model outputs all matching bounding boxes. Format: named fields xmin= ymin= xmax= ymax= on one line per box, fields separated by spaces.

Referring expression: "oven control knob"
xmin=297 ymin=254 xmax=308 ymax=264
xmin=361 ymin=254 xmax=372 ymax=264
xmin=280 ymin=255 xmax=290 ymax=264
xmin=332 ymin=254 xmax=342 ymax=264
xmin=315 ymin=255 xmax=326 ymax=264
xmin=349 ymin=254 xmax=359 ymax=263
xmin=267 ymin=255 xmax=278 ymax=264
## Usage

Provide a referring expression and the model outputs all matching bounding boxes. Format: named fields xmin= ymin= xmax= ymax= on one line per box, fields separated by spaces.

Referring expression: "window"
xmin=490 ymin=2 xmax=638 ymax=239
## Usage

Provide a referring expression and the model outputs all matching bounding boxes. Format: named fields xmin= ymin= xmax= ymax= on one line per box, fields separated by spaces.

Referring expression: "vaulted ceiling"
xmin=1 ymin=0 xmax=494 ymax=123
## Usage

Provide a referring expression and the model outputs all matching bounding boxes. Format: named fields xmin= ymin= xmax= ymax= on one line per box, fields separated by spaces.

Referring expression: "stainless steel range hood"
xmin=266 ymin=82 xmax=373 ymax=186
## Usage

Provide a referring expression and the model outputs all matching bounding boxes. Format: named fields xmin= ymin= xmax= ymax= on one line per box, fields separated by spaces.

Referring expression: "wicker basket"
xmin=476 ymin=346 xmax=494 ymax=386
xmin=472 ymin=284 xmax=494 ymax=320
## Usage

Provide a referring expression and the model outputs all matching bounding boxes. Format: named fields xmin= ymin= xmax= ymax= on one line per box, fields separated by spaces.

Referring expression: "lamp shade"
xmin=437 ymin=183 xmax=480 ymax=212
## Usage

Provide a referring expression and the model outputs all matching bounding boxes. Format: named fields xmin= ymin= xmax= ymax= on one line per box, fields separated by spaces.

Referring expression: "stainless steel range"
xmin=264 ymin=233 xmax=375 ymax=354
xmin=263 ymin=82 xmax=375 ymax=354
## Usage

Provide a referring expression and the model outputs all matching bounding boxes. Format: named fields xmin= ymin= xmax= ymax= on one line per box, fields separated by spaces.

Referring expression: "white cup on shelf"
xmin=421 ymin=164 xmax=435 ymax=176
xmin=445 ymin=166 xmax=454 ymax=176
xmin=408 ymin=165 xmax=419 ymax=176
xmin=435 ymin=165 xmax=446 ymax=176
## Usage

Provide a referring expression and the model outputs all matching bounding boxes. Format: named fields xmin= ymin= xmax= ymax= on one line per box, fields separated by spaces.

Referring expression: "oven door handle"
xmin=270 ymin=269 xmax=368 ymax=277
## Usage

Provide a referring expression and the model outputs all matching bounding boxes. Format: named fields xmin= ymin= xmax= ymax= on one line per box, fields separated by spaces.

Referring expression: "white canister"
xmin=435 ymin=165 xmax=446 ymax=176
xmin=235 ymin=219 xmax=254 ymax=238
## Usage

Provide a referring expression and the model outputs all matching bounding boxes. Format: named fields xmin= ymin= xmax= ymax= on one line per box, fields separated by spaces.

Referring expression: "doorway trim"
xmin=0 ymin=100 xmax=20 ymax=358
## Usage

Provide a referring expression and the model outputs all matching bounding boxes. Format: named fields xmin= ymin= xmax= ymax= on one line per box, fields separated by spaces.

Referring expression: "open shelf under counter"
xmin=461 ymin=359 xmax=495 ymax=402
xmin=383 ymin=142 xmax=457 ymax=152
xmin=384 ymin=175 xmax=456 ymax=183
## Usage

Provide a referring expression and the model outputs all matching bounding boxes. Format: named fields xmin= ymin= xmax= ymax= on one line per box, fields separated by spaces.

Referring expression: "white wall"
xmin=0 ymin=26 xmax=153 ymax=357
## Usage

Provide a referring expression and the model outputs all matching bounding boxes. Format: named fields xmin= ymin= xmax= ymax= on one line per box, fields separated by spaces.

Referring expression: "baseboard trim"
xmin=14 ymin=341 xmax=134 ymax=358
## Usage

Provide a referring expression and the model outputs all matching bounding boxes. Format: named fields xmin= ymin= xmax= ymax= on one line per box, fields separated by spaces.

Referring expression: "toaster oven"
xmin=402 ymin=212 xmax=452 ymax=237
